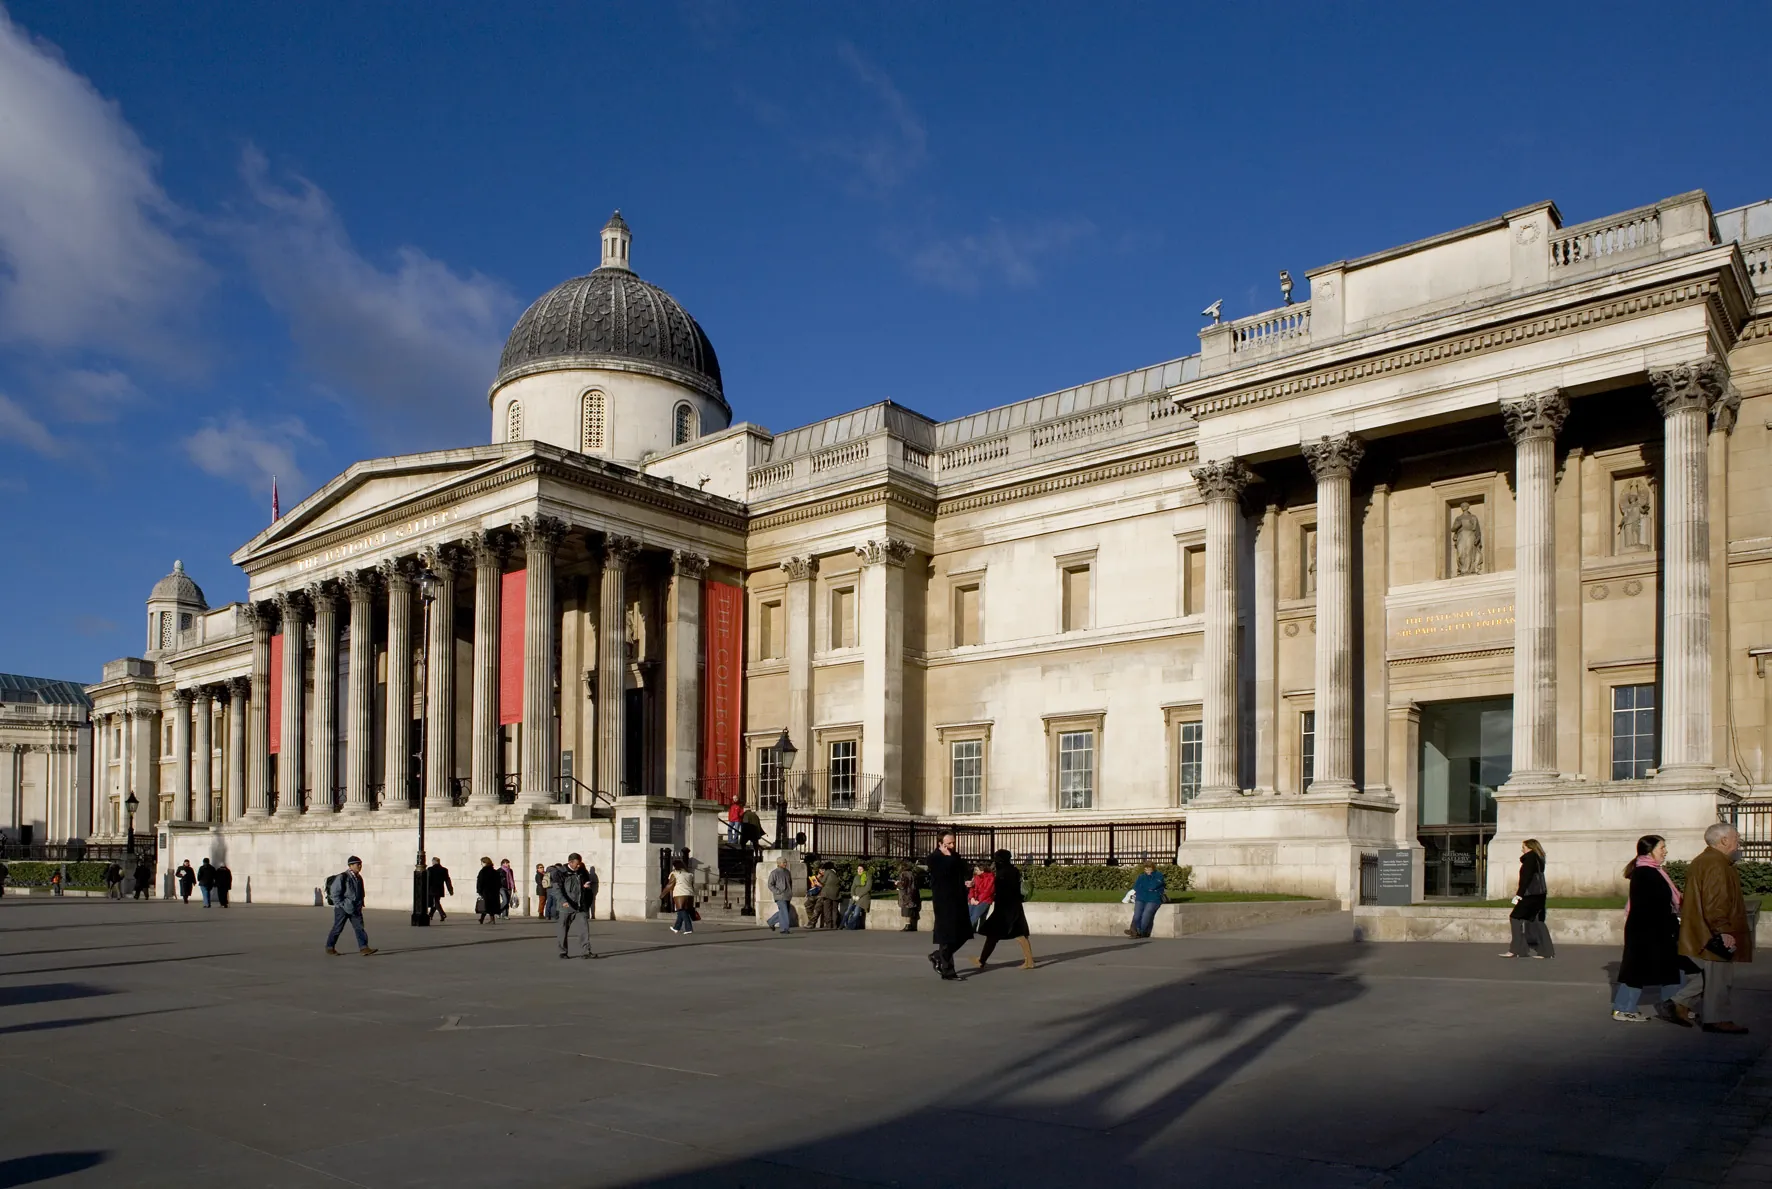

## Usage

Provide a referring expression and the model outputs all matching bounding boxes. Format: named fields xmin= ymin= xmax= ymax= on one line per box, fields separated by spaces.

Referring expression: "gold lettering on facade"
xmin=294 ymin=509 xmax=460 ymax=572
xmin=1393 ymin=603 xmax=1516 ymax=640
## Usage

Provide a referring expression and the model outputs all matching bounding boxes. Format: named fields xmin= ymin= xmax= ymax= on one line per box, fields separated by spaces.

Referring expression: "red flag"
xmin=271 ymin=476 xmax=281 ymax=521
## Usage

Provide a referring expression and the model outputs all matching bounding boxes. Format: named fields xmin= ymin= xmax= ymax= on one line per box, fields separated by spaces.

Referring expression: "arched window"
xmin=581 ymin=390 xmax=606 ymax=452
xmin=673 ymin=402 xmax=697 ymax=446
xmin=506 ymin=400 xmax=523 ymax=442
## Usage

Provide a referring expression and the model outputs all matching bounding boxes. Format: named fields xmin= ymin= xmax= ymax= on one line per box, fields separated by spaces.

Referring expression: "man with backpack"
xmin=549 ymin=853 xmax=599 ymax=960
xmin=324 ymin=856 xmax=377 ymax=956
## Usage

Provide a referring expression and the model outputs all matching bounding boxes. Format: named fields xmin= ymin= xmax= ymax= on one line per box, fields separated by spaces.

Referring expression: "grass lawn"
xmin=1448 ymin=897 xmax=1626 ymax=910
xmin=1025 ymin=889 xmax=1317 ymax=904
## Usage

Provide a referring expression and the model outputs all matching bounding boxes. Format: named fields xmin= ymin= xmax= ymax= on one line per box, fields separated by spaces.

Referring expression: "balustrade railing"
xmin=902 ymin=446 xmax=931 ymax=470
xmin=747 ymin=460 xmax=794 ymax=492
xmin=1031 ymin=405 xmax=1125 ymax=448
xmin=1744 ymin=242 xmax=1771 ymax=291
xmin=1230 ymin=303 xmax=1311 ymax=356
xmin=1549 ymin=209 xmax=1660 ymax=269
xmin=937 ymin=437 xmax=1011 ymax=473
xmin=810 ymin=441 xmax=868 ymax=473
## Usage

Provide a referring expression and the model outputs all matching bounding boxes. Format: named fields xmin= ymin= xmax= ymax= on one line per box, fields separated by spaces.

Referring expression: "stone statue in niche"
xmin=1617 ymin=481 xmax=1653 ymax=552
xmin=1450 ymin=502 xmax=1483 ymax=576
xmin=1302 ymin=528 xmax=1317 ymax=597
xmin=624 ymin=600 xmax=646 ymax=663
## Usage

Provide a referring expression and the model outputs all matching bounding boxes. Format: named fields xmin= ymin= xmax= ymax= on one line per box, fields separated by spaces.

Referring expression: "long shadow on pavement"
xmin=0 ymin=1150 xmax=107 ymax=1188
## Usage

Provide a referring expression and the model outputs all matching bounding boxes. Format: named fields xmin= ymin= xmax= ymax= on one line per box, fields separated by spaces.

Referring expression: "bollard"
xmin=245 ymin=876 xmax=252 ymax=904
xmin=314 ymin=887 xmax=322 ymax=907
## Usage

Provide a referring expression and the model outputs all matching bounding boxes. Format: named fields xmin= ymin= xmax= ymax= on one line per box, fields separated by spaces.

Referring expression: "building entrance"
xmin=1418 ymin=697 xmax=1511 ymax=898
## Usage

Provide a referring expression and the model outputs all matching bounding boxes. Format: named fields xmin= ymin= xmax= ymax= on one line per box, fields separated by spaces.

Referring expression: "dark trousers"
xmin=326 ymin=908 xmax=368 ymax=950
xmin=558 ymin=905 xmax=594 ymax=956
xmin=1509 ymin=896 xmax=1554 ymax=957
xmin=428 ymin=894 xmax=447 ymax=921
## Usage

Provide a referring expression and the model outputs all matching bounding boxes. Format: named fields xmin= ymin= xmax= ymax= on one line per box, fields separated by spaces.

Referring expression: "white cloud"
xmin=232 ymin=148 xmax=517 ymax=446
xmin=55 ymin=367 xmax=141 ymax=421
xmin=906 ymin=218 xmax=1096 ymax=294
xmin=0 ymin=392 xmax=58 ymax=455
xmin=183 ymin=412 xmax=319 ymax=499
xmin=0 ymin=7 xmax=206 ymax=364
xmin=826 ymin=43 xmax=927 ymax=193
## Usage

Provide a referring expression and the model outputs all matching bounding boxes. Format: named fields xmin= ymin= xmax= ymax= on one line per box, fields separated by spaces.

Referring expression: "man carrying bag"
xmin=1671 ymin=823 xmax=1753 ymax=1033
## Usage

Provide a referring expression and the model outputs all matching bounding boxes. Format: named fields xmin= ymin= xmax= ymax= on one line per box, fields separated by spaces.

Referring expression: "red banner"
xmin=701 ymin=580 xmax=744 ymax=801
xmin=499 ymin=568 xmax=526 ymax=725
xmin=267 ymin=632 xmax=284 ymax=754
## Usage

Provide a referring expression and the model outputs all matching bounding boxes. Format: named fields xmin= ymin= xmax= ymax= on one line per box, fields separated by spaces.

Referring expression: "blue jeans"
xmin=1131 ymin=900 xmax=1160 ymax=937
xmin=1613 ymin=981 xmax=1683 ymax=1013
xmin=969 ymin=903 xmax=990 ymax=929
xmin=326 ymin=908 xmax=368 ymax=950
xmin=769 ymin=898 xmax=793 ymax=933
xmin=200 ymin=887 xmax=212 ymax=907
xmin=674 ymin=904 xmax=695 ymax=933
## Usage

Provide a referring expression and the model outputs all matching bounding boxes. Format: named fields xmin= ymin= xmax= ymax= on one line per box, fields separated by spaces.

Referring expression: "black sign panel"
xmin=649 ymin=817 xmax=675 ymax=844
xmin=620 ymin=817 xmax=640 ymax=844
xmin=1376 ymin=848 xmax=1413 ymax=906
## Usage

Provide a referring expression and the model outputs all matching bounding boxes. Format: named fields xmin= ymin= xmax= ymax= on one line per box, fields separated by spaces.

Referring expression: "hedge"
xmin=2 ymin=861 xmax=109 ymax=890
xmin=798 ymin=858 xmax=1193 ymax=899
xmin=1664 ymin=859 xmax=1772 ymax=896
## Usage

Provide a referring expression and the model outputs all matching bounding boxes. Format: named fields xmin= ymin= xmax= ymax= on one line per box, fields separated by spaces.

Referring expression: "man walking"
xmin=197 ymin=858 xmax=216 ymax=907
xmin=550 ymin=853 xmax=598 ymax=959
xmin=324 ymin=856 xmax=377 ymax=956
xmin=1671 ymin=823 xmax=1752 ymax=1033
xmin=176 ymin=860 xmax=196 ymax=904
xmin=426 ymin=857 xmax=453 ymax=922
xmin=926 ymin=833 xmax=973 ymax=980
xmin=214 ymin=862 xmax=232 ymax=906
xmin=815 ymin=861 xmax=842 ymax=929
xmin=766 ymin=857 xmax=794 ymax=934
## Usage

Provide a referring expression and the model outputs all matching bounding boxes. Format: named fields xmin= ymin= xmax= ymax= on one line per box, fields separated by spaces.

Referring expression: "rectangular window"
xmin=1061 ymin=565 xmax=1092 ymax=633
xmin=951 ymin=739 xmax=983 ymax=814
xmin=1178 ymin=720 xmax=1203 ymax=802
xmin=953 ymin=583 xmax=980 ymax=647
xmin=1183 ymin=546 xmax=1206 ymax=617
xmin=759 ymin=600 xmax=784 ymax=660
xmin=1611 ymin=684 xmax=1657 ymax=780
xmin=1058 ymin=730 xmax=1094 ymax=809
xmin=1301 ymin=711 xmax=1316 ymax=791
xmin=758 ymin=747 xmax=783 ymax=810
xmin=830 ymin=587 xmax=857 ymax=650
xmin=829 ymin=739 xmax=858 ymax=808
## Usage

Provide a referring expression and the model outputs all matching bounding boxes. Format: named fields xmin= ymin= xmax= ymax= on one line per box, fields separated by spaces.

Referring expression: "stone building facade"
xmin=83 ymin=194 xmax=1772 ymax=908
xmin=0 ymin=674 xmax=91 ymax=846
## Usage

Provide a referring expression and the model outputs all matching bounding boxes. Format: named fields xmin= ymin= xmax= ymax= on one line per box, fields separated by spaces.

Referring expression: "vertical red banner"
xmin=498 ymin=568 xmax=526 ymax=725
xmin=701 ymin=580 xmax=744 ymax=802
xmin=267 ymin=632 xmax=284 ymax=754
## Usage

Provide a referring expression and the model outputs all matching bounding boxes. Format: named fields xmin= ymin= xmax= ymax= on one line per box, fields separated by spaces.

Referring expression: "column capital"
xmin=601 ymin=533 xmax=641 ymax=566
xmin=379 ymin=556 xmax=416 ymax=591
xmin=515 ymin=514 xmax=569 ymax=553
xmin=1302 ymin=433 xmax=1364 ymax=482
xmin=466 ymin=528 xmax=510 ymax=567
xmin=302 ymin=579 xmax=338 ymax=612
xmin=171 ymin=687 xmax=194 ymax=708
xmin=780 ymin=555 xmax=820 ymax=581
xmin=855 ymin=538 xmax=914 ymax=568
xmin=241 ymin=600 xmax=275 ymax=632
xmin=341 ymin=567 xmax=378 ymax=602
xmin=1501 ymin=390 xmax=1569 ymax=443
xmin=192 ymin=683 xmax=217 ymax=704
xmin=1650 ymin=358 xmax=1728 ymax=419
xmin=671 ymin=550 xmax=709 ymax=579
xmin=227 ymin=675 xmax=251 ymax=700
xmin=275 ymin=588 xmax=307 ymax=619
xmin=418 ymin=542 xmax=467 ymax=576
xmin=1190 ymin=458 xmax=1253 ymax=503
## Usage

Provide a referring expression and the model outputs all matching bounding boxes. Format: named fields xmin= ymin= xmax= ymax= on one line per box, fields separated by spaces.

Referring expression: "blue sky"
xmin=3 ymin=0 xmax=1769 ymax=683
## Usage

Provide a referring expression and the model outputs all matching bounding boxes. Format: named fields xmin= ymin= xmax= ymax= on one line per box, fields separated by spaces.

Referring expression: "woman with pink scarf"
xmin=1612 ymin=834 xmax=1693 ymax=1024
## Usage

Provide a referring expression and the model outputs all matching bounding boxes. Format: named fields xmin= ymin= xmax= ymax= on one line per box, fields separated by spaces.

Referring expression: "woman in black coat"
xmin=1501 ymin=839 xmax=1554 ymax=958
xmin=973 ymin=850 xmax=1034 ymax=971
xmin=474 ymin=857 xmax=504 ymax=924
xmin=925 ymin=833 xmax=973 ymax=980
xmin=1612 ymin=834 xmax=1692 ymax=1024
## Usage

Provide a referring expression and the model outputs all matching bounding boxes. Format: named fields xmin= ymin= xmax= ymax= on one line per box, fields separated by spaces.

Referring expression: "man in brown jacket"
xmin=1671 ymin=823 xmax=1752 ymax=1033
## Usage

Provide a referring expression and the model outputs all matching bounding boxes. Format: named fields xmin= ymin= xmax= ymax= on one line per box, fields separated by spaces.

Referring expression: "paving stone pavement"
xmin=1 ymin=896 xmax=1768 ymax=1188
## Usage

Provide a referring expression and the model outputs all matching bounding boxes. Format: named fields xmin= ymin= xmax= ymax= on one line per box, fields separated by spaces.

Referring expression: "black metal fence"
xmin=1727 ymin=799 xmax=1772 ymax=861
xmin=0 ymin=841 xmax=149 ymax=863
xmin=691 ymin=771 xmax=885 ymax=814
xmin=783 ymin=814 xmax=1186 ymax=867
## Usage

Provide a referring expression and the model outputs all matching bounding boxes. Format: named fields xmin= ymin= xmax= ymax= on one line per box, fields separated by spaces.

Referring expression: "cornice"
xmin=936 ymin=444 xmax=1199 ymax=517
xmin=747 ymin=483 xmax=936 ymax=533
xmin=1187 ymin=276 xmax=1731 ymax=419
xmin=1739 ymin=315 xmax=1772 ymax=344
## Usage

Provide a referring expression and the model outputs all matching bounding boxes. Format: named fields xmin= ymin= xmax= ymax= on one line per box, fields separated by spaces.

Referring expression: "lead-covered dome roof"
xmin=150 ymin=560 xmax=206 ymax=607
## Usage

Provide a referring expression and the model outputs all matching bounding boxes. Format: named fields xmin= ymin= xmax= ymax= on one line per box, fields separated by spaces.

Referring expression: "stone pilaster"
xmin=857 ymin=538 xmax=914 ymax=814
xmin=381 ymin=559 xmax=415 ymax=810
xmin=517 ymin=516 xmax=568 ymax=805
xmin=274 ymin=590 xmax=306 ymax=817
xmin=1301 ymin=433 xmax=1364 ymax=795
xmin=170 ymin=688 xmax=193 ymax=822
xmin=1502 ymin=390 xmax=1569 ymax=784
xmin=467 ymin=531 xmax=507 ymax=807
xmin=419 ymin=545 xmax=463 ymax=808
xmin=1191 ymin=459 xmax=1252 ymax=799
xmin=307 ymin=582 xmax=339 ymax=812
xmin=342 ymin=570 xmax=376 ymax=814
xmin=666 ymin=551 xmax=707 ymax=801
xmin=90 ymin=714 xmax=107 ymax=836
xmin=597 ymin=534 xmax=640 ymax=799
xmin=192 ymin=688 xmax=214 ymax=823
xmin=781 ymin=555 xmax=819 ymax=805
xmin=225 ymin=678 xmax=248 ymax=821
xmin=244 ymin=603 xmax=272 ymax=818
xmin=1651 ymin=360 xmax=1728 ymax=776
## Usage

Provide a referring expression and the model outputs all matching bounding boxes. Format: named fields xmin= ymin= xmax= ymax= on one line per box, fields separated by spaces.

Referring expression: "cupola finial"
xmin=600 ymin=210 xmax=632 ymax=271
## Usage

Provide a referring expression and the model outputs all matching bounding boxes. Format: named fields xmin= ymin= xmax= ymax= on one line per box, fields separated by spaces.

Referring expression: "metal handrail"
xmin=554 ymin=775 xmax=615 ymax=808
xmin=449 ymin=777 xmax=471 ymax=807
xmin=498 ymin=774 xmax=519 ymax=805
xmin=689 ymin=770 xmax=886 ymax=814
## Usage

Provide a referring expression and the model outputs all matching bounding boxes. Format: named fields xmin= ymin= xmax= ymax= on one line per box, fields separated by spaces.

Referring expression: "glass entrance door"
xmin=1418 ymin=698 xmax=1511 ymax=898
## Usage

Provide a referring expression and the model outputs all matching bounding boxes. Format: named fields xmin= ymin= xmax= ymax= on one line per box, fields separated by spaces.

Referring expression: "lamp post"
xmin=124 ymin=791 xmax=139 ymax=857
xmin=411 ymin=568 xmax=438 ymax=927
xmin=772 ymin=729 xmax=797 ymax=850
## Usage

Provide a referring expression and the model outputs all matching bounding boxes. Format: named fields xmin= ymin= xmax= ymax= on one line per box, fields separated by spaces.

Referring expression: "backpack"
xmin=326 ymin=872 xmax=351 ymax=907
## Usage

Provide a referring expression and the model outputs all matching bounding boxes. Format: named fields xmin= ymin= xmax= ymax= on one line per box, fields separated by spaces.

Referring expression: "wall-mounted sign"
xmin=620 ymin=817 xmax=640 ymax=844
xmin=649 ymin=817 xmax=675 ymax=844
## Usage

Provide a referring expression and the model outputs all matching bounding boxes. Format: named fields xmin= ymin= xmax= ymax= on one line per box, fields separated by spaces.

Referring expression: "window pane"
xmin=1058 ymin=730 xmax=1094 ymax=809
xmin=1179 ymin=720 xmax=1202 ymax=801
xmin=830 ymin=739 xmax=857 ymax=807
xmin=952 ymin=739 xmax=983 ymax=814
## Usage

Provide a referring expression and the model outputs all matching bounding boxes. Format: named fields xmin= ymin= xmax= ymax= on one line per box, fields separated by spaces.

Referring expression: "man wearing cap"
xmin=549 ymin=853 xmax=599 ymax=960
xmin=324 ymin=857 xmax=377 ymax=956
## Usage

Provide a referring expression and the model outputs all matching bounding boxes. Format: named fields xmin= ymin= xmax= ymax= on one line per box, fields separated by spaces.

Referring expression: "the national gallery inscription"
xmin=1387 ymin=592 xmax=1515 ymax=652
xmin=294 ymin=509 xmax=461 ymax=573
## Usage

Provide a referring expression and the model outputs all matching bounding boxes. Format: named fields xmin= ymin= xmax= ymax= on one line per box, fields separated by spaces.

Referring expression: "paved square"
xmin=1 ymin=898 xmax=1768 ymax=1187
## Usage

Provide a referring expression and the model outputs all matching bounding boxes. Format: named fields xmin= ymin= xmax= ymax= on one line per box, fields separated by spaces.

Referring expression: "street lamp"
xmin=411 ymin=568 xmax=439 ymax=927
xmin=772 ymin=729 xmax=797 ymax=850
xmin=124 ymin=791 xmax=139 ymax=856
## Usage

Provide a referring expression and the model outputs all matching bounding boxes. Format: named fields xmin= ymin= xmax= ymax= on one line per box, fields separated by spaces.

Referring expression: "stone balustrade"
xmin=1229 ymin=302 xmax=1312 ymax=357
xmin=1549 ymin=206 xmax=1660 ymax=269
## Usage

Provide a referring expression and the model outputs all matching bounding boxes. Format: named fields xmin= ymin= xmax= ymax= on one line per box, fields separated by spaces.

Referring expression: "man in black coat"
xmin=197 ymin=858 xmax=216 ymax=907
xmin=549 ymin=853 xmax=599 ymax=960
xmin=213 ymin=863 xmax=233 ymax=906
xmin=426 ymin=858 xmax=453 ymax=922
xmin=925 ymin=833 xmax=973 ymax=980
xmin=176 ymin=861 xmax=196 ymax=904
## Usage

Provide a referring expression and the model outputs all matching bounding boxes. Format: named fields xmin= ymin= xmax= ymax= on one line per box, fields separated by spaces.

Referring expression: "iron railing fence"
xmin=0 ymin=841 xmax=153 ymax=863
xmin=690 ymin=771 xmax=885 ymax=814
xmin=1727 ymin=799 xmax=1772 ymax=861
xmin=781 ymin=814 xmax=1185 ymax=867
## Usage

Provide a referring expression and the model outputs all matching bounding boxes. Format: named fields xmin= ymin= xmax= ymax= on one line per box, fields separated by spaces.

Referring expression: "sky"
xmin=2 ymin=0 xmax=1769 ymax=684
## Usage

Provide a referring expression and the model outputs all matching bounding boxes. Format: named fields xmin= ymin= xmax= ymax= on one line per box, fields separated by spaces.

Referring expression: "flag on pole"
xmin=271 ymin=475 xmax=281 ymax=521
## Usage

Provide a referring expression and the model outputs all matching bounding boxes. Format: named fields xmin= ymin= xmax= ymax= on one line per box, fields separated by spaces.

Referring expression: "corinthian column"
xmin=192 ymin=687 xmax=213 ymax=822
xmin=171 ymin=688 xmax=193 ymax=821
xmin=781 ymin=556 xmax=819 ymax=805
xmin=342 ymin=570 xmax=376 ymax=813
xmin=308 ymin=582 xmax=339 ymax=812
xmin=467 ymin=531 xmax=506 ymax=806
xmin=1191 ymin=459 xmax=1252 ymax=799
xmin=275 ymin=591 xmax=307 ymax=817
xmin=419 ymin=545 xmax=463 ymax=808
xmin=1302 ymin=433 xmax=1364 ymax=795
xmin=245 ymin=605 xmax=272 ymax=818
xmin=666 ymin=551 xmax=708 ymax=801
xmin=597 ymin=534 xmax=640 ymax=799
xmin=1651 ymin=360 xmax=1729 ymax=776
xmin=857 ymin=538 xmax=914 ymax=814
xmin=517 ymin=516 xmax=568 ymax=806
xmin=226 ymin=678 xmax=248 ymax=821
xmin=1502 ymin=391 xmax=1569 ymax=784
xmin=382 ymin=559 xmax=415 ymax=809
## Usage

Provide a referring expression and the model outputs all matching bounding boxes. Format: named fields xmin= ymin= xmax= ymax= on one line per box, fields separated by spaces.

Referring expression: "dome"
xmin=150 ymin=560 xmax=207 ymax=608
xmin=494 ymin=212 xmax=724 ymax=407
